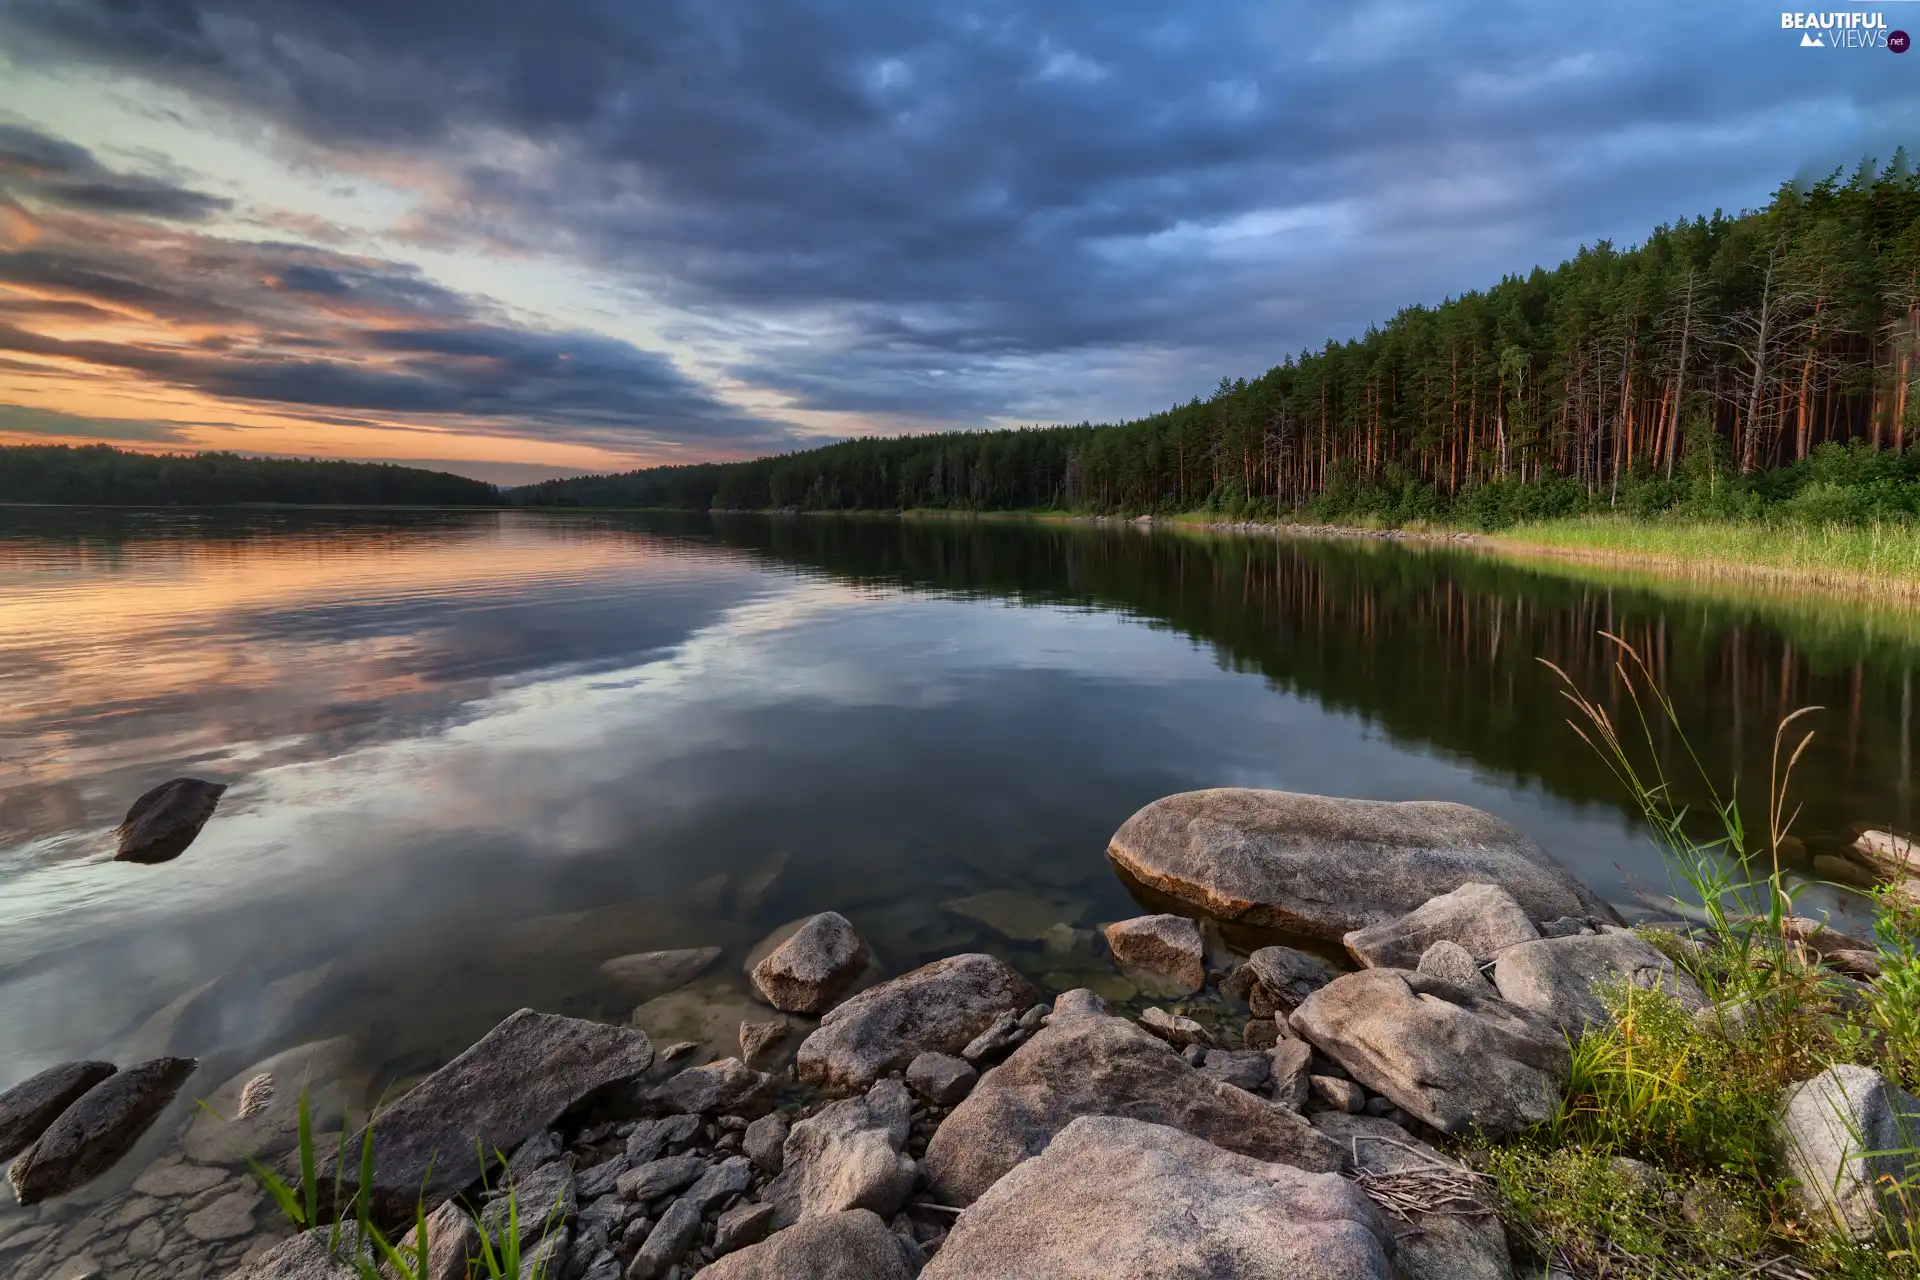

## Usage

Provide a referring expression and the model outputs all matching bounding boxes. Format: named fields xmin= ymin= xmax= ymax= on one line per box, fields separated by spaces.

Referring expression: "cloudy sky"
xmin=0 ymin=1 xmax=1914 ymax=483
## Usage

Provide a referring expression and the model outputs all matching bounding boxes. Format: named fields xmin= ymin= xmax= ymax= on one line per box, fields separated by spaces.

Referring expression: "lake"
xmin=0 ymin=508 xmax=1915 ymax=1257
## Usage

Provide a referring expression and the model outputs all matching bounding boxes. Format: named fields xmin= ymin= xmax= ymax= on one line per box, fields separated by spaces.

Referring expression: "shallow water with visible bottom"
xmin=1 ymin=507 xmax=1915 ymax=1272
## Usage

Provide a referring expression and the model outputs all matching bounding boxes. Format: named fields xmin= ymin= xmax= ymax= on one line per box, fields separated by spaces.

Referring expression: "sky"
xmin=0 ymin=2 xmax=1916 ymax=485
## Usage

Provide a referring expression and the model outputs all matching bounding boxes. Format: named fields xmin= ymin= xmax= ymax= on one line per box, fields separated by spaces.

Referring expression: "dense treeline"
xmin=0 ymin=445 xmax=500 ymax=507
xmin=519 ymin=157 xmax=1920 ymax=526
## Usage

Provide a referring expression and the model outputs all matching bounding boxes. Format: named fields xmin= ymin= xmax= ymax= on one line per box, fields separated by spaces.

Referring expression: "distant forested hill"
xmin=514 ymin=157 xmax=1920 ymax=526
xmin=0 ymin=445 xmax=500 ymax=506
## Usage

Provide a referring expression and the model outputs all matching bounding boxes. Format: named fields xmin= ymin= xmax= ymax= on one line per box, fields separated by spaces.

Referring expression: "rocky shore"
xmin=2 ymin=788 xmax=1911 ymax=1278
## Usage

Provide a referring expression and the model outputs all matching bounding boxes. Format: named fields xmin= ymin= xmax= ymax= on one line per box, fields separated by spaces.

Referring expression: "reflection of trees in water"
xmin=703 ymin=514 xmax=1918 ymax=853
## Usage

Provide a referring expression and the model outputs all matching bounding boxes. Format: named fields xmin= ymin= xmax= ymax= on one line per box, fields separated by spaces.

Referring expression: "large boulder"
xmin=0 ymin=1061 xmax=117 ymax=1163
xmin=328 ymin=1009 xmax=652 ymax=1222
xmin=923 ymin=1012 xmax=1344 ymax=1205
xmin=796 ymin=953 xmax=1036 ymax=1093
xmin=764 ymin=1078 xmax=916 ymax=1228
xmin=1109 ymin=789 xmax=1615 ymax=942
xmin=749 ymin=913 xmax=872 ymax=1014
xmin=1101 ymin=914 xmax=1205 ymax=995
xmin=1290 ymin=969 xmax=1568 ymax=1138
xmin=1311 ymin=1112 xmax=1512 ymax=1280
xmin=7 ymin=1056 xmax=198 ymax=1204
xmin=1493 ymin=931 xmax=1707 ymax=1037
xmin=699 ymin=1209 xmax=922 ymax=1280
xmin=1778 ymin=1065 xmax=1920 ymax=1243
xmin=922 ymin=1115 xmax=1396 ymax=1279
xmin=1343 ymin=883 xmax=1540 ymax=970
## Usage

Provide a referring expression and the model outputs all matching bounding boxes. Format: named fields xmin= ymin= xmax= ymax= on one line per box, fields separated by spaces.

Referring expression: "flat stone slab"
xmin=1109 ymin=789 xmax=1616 ymax=942
xmin=924 ymin=1012 xmax=1344 ymax=1205
xmin=600 ymin=948 xmax=722 ymax=1000
xmin=328 ymin=1009 xmax=651 ymax=1222
xmin=922 ymin=1115 xmax=1397 ymax=1279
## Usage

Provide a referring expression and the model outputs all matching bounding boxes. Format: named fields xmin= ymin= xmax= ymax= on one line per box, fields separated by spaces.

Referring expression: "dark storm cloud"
xmin=0 ymin=122 xmax=232 ymax=221
xmin=0 ymin=126 xmax=800 ymax=451
xmin=4 ymin=1 xmax=1918 ymax=427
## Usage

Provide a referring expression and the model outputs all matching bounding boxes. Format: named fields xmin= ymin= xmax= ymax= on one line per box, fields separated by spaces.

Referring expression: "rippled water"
xmin=1 ymin=507 xmax=1915 ymax=1266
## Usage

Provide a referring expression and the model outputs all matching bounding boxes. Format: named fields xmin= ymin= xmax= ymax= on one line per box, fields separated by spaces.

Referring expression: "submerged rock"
xmin=115 ymin=777 xmax=227 ymax=864
xmin=182 ymin=1037 xmax=361 ymax=1164
xmin=923 ymin=1012 xmax=1343 ymax=1205
xmin=0 ymin=1060 xmax=117 ymax=1163
xmin=1291 ymin=969 xmax=1567 ymax=1137
xmin=1778 ymin=1064 xmax=1920 ymax=1243
xmin=700 ymin=1208 xmax=922 ymax=1280
xmin=1101 ymin=914 xmax=1205 ymax=995
xmin=796 ymin=953 xmax=1036 ymax=1093
xmin=1342 ymin=882 xmax=1540 ymax=970
xmin=1108 ymin=789 xmax=1615 ymax=942
xmin=941 ymin=888 xmax=1087 ymax=942
xmin=7 ymin=1056 xmax=198 ymax=1204
xmin=1493 ymin=932 xmax=1707 ymax=1037
xmin=599 ymin=948 xmax=723 ymax=1000
xmin=749 ymin=912 xmax=872 ymax=1014
xmin=327 ymin=1009 xmax=652 ymax=1223
xmin=922 ymin=1116 xmax=1396 ymax=1279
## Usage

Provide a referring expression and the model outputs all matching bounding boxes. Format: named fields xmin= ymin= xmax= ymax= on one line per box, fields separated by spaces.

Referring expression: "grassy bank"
xmin=1488 ymin=518 xmax=1920 ymax=599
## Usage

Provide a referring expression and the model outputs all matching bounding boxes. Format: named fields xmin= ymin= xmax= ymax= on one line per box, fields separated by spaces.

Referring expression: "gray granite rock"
xmin=0 ymin=1061 xmax=117 ymax=1163
xmin=1234 ymin=946 xmax=1337 ymax=1015
xmin=1268 ymin=1039 xmax=1312 ymax=1112
xmin=647 ymin=1058 xmax=775 ymax=1118
xmin=394 ymin=1200 xmax=479 ymax=1280
xmin=1778 ymin=1064 xmax=1920 ymax=1243
xmin=924 ymin=1012 xmax=1344 ymax=1205
xmin=685 ymin=1155 xmax=754 ymax=1213
xmin=699 ymin=1209 xmax=922 ymax=1280
xmin=225 ymin=1224 xmax=368 ymax=1280
xmin=327 ymin=1009 xmax=651 ymax=1223
xmin=1493 ymin=932 xmax=1708 ymax=1038
xmin=617 ymin=1154 xmax=707 ymax=1204
xmin=628 ymin=1196 xmax=700 ymax=1280
xmin=905 ymin=1052 xmax=976 ymax=1105
xmin=765 ymin=1080 xmax=917 ymax=1228
xmin=1137 ymin=1006 xmax=1210 ymax=1048
xmin=1310 ymin=1076 xmax=1366 ymax=1114
xmin=1311 ymin=1112 xmax=1513 ymax=1280
xmin=1343 ymin=883 xmax=1541 ymax=970
xmin=1109 ymin=789 xmax=1616 ymax=942
xmin=1048 ymin=988 xmax=1107 ymax=1021
xmin=1290 ymin=969 xmax=1568 ymax=1138
xmin=7 ymin=1056 xmax=198 ymax=1205
xmin=624 ymin=1114 xmax=701 ymax=1165
xmin=742 ymin=1113 xmax=788 ymax=1176
xmin=921 ymin=1115 xmax=1395 ymax=1279
xmin=750 ymin=913 xmax=872 ymax=1014
xmin=483 ymin=1159 xmax=575 ymax=1246
xmin=1101 ymin=915 xmax=1205 ymax=995
xmin=1416 ymin=939 xmax=1495 ymax=995
xmin=712 ymin=1200 xmax=774 ymax=1255
xmin=796 ymin=953 xmax=1037 ymax=1094
xmin=1196 ymin=1048 xmax=1270 ymax=1093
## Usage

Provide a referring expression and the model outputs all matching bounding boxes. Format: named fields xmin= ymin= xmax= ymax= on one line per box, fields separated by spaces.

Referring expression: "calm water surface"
xmin=1 ymin=508 xmax=1916 ymax=1247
